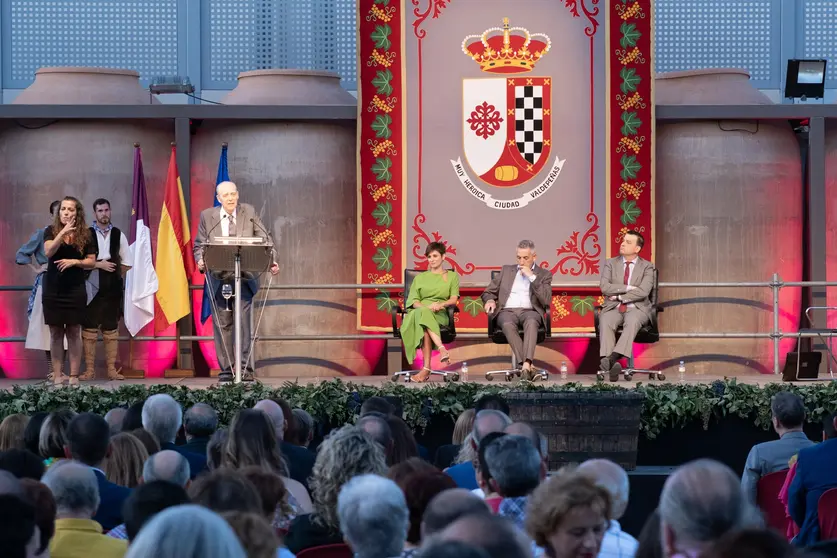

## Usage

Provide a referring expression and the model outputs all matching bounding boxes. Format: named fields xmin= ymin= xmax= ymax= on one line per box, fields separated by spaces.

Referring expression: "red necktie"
xmin=619 ymin=261 xmax=632 ymax=313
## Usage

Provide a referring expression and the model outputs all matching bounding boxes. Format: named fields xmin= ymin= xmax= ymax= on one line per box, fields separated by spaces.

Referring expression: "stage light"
xmin=784 ymin=59 xmax=827 ymax=102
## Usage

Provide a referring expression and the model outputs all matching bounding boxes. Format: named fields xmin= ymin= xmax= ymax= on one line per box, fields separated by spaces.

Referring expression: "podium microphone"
xmin=200 ymin=214 xmax=229 ymax=274
xmin=249 ymin=217 xmax=271 ymax=238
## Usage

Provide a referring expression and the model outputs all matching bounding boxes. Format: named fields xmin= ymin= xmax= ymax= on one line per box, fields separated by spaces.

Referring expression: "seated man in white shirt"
xmin=578 ymin=459 xmax=638 ymax=558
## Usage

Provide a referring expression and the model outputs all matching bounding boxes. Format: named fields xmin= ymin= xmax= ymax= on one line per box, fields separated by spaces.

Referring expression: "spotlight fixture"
xmin=149 ymin=75 xmax=196 ymax=95
xmin=784 ymin=59 xmax=827 ymax=101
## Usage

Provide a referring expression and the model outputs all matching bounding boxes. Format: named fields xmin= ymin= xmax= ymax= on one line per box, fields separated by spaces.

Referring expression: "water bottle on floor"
xmin=460 ymin=361 xmax=469 ymax=382
xmin=560 ymin=361 xmax=568 ymax=381
xmin=678 ymin=361 xmax=686 ymax=384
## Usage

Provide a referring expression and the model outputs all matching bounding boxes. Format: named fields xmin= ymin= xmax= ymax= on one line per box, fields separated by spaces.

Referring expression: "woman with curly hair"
xmin=285 ymin=425 xmax=388 ymax=554
xmin=102 ymin=432 xmax=149 ymax=488
xmin=42 ymin=196 xmax=96 ymax=386
xmin=526 ymin=468 xmax=612 ymax=558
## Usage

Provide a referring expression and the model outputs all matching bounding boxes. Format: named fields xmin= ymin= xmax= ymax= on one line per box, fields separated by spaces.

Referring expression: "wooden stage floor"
xmin=0 ymin=371 xmax=828 ymax=390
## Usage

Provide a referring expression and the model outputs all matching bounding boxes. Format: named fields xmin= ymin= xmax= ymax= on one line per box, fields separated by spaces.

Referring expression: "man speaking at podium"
xmin=194 ymin=181 xmax=279 ymax=383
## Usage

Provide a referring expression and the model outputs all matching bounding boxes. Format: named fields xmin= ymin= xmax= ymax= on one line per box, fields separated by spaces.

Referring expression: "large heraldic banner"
xmin=357 ymin=0 xmax=654 ymax=331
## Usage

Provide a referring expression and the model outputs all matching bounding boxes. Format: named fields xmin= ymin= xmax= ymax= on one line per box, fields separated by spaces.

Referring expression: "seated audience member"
xmin=285 ymin=426 xmax=388 ymax=555
xmin=597 ymin=230 xmax=655 ymax=382
xmin=39 ymin=410 xmax=76 ymax=467
xmin=129 ymin=429 xmax=159 ymax=456
xmin=104 ymin=408 xmax=127 ymax=436
xmin=389 ymin=457 xmax=437 ymax=487
xmin=476 ymin=433 xmax=507 ymax=512
xmin=421 ymin=489 xmax=491 ymax=540
xmin=659 ymin=459 xmax=754 ymax=558
xmin=417 ymin=540 xmax=491 ymax=558
xmin=446 ymin=410 xmax=512 ymax=490
xmin=141 ymin=394 xmax=206 ymax=478
xmin=120 ymin=402 xmax=145 ymax=433
xmin=358 ymin=412 xmax=394 ymax=461
xmin=223 ymin=409 xmax=312 ymax=517
xmin=699 ymin=528 xmax=796 ymax=558
xmin=361 ymin=395 xmax=396 ymax=417
xmin=526 ymin=468 xmax=612 ymax=558
xmin=239 ymin=466 xmax=290 ymax=531
xmin=124 ymin=505 xmax=246 ymax=558
xmin=206 ymin=428 xmax=228 ymax=470
xmin=102 ymin=433 xmax=148 ymax=489
xmin=222 ymin=512 xmax=286 ymax=558
xmin=789 ymin=411 xmax=837 ymax=546
xmin=435 ymin=409 xmax=475 ymax=470
xmin=0 ymin=413 xmax=29 ymax=451
xmin=65 ymin=413 xmax=131 ymax=532
xmin=181 ymin=403 xmax=218 ymax=457
xmin=122 ymin=481 xmax=190 ymax=542
xmin=254 ymin=399 xmax=316 ymax=490
xmin=503 ymin=422 xmax=548 ymax=475
xmin=635 ymin=509 xmax=662 ymax=558
xmin=21 ymin=479 xmax=57 ymax=557
xmin=741 ymin=391 xmax=813 ymax=503
xmin=0 ymin=448 xmax=46 ymax=480
xmin=0 ymin=493 xmax=41 ymax=558
xmin=338 ymin=474 xmax=409 ymax=558
xmin=42 ymin=461 xmax=128 ymax=557
xmin=388 ymin=415 xmax=420 ymax=466
xmin=106 ymin=451 xmax=191 ymax=540
xmin=431 ymin=512 xmax=532 ymax=558
xmin=399 ymin=469 xmax=457 ymax=555
xmin=23 ymin=412 xmax=49 ymax=457
xmin=189 ymin=468 xmax=263 ymax=515
xmin=291 ymin=408 xmax=315 ymax=448
xmin=578 ymin=459 xmax=638 ymax=558
xmin=484 ymin=435 xmax=542 ymax=532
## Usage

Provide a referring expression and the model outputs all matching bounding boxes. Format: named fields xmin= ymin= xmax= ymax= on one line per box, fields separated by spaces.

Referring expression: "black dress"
xmin=41 ymin=227 xmax=95 ymax=326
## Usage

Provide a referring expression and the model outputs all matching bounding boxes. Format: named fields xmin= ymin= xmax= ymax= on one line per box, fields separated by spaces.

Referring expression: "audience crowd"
xmin=0 ymin=390 xmax=834 ymax=558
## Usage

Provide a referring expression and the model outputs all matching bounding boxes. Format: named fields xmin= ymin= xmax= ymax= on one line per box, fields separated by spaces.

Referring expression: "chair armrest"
xmin=446 ymin=305 xmax=458 ymax=335
xmin=544 ymin=307 xmax=552 ymax=337
xmin=391 ymin=304 xmax=406 ymax=338
xmin=487 ymin=311 xmax=497 ymax=337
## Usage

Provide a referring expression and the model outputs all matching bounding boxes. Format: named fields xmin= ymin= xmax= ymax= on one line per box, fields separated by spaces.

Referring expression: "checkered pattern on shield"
xmin=514 ymin=85 xmax=544 ymax=165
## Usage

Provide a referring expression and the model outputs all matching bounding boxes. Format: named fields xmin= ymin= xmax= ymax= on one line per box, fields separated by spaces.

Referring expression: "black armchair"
xmin=484 ymin=270 xmax=551 ymax=382
xmin=391 ymin=269 xmax=460 ymax=382
xmin=593 ymin=268 xmax=664 ymax=381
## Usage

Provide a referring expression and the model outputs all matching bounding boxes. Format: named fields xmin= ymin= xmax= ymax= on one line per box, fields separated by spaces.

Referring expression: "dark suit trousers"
xmin=497 ymin=308 xmax=541 ymax=363
xmin=206 ymin=274 xmax=254 ymax=375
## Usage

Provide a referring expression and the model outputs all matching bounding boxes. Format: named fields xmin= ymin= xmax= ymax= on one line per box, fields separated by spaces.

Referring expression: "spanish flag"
xmin=154 ymin=145 xmax=194 ymax=332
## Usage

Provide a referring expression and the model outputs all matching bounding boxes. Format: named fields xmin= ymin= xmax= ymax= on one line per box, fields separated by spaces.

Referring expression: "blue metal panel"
xmin=800 ymin=0 xmax=837 ymax=88
xmin=654 ymin=0 xmax=781 ymax=89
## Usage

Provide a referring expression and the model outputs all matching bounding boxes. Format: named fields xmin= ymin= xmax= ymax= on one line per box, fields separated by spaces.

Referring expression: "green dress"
xmin=400 ymin=270 xmax=460 ymax=364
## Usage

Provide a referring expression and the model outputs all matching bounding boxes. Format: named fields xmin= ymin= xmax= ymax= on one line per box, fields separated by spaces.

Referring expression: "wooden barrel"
xmin=504 ymin=390 xmax=645 ymax=471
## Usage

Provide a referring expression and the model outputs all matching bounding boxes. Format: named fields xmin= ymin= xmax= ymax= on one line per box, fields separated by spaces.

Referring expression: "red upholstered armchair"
xmin=296 ymin=543 xmax=353 ymax=558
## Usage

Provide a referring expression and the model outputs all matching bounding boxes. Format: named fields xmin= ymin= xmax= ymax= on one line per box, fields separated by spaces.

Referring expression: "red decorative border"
xmin=357 ymin=0 xmax=654 ymax=330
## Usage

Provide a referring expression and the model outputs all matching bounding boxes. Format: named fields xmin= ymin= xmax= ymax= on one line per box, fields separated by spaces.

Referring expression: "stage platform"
xmin=0 ymin=371 xmax=822 ymax=390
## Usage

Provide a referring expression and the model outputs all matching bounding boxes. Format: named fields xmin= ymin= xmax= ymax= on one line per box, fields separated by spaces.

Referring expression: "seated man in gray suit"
xmin=741 ymin=391 xmax=813 ymax=504
xmin=481 ymin=240 xmax=553 ymax=380
xmin=194 ymin=181 xmax=279 ymax=383
xmin=598 ymin=230 xmax=655 ymax=381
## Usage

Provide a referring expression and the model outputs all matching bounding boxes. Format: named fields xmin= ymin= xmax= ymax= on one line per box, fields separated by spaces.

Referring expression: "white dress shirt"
xmin=220 ymin=208 xmax=237 ymax=237
xmin=506 ymin=266 xmax=537 ymax=309
xmin=93 ymin=225 xmax=132 ymax=264
xmin=598 ymin=519 xmax=638 ymax=558
xmin=618 ymin=257 xmax=637 ymax=309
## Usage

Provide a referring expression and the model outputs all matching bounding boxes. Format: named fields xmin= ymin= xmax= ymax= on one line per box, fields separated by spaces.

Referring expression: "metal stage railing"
xmin=0 ymin=275 xmax=835 ymax=375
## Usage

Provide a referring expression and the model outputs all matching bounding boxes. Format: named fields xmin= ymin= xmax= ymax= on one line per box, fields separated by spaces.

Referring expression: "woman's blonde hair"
xmin=452 ymin=409 xmax=475 ymax=446
xmin=309 ymin=425 xmax=387 ymax=530
xmin=222 ymin=410 xmax=288 ymax=477
xmin=221 ymin=512 xmax=279 ymax=558
xmin=0 ymin=414 xmax=29 ymax=451
xmin=525 ymin=467 xmax=612 ymax=549
xmin=454 ymin=433 xmax=477 ymax=465
xmin=102 ymin=433 xmax=149 ymax=488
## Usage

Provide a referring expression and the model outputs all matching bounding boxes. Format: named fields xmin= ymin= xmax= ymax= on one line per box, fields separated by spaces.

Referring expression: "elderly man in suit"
xmin=481 ymin=240 xmax=553 ymax=380
xmin=194 ymin=181 xmax=279 ymax=383
xmin=599 ymin=230 xmax=655 ymax=381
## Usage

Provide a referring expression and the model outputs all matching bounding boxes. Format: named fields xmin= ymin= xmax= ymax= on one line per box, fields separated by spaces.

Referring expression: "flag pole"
xmin=128 ymin=142 xmax=139 ymax=377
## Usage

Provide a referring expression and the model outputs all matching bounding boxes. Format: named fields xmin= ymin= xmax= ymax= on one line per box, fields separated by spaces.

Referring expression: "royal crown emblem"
xmin=461 ymin=17 xmax=551 ymax=74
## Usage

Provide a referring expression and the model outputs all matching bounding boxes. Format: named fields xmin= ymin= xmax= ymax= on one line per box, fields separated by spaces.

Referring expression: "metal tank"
xmin=642 ymin=69 xmax=802 ymax=376
xmin=190 ymin=69 xmax=380 ymax=378
xmin=0 ymin=67 xmax=175 ymax=379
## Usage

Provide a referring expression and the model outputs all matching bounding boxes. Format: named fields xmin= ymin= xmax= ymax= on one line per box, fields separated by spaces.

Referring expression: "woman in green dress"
xmin=400 ymin=242 xmax=461 ymax=382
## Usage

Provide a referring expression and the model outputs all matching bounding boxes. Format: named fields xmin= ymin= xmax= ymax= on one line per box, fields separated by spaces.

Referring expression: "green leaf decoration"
xmin=372 ymin=246 xmax=393 ymax=272
xmin=462 ymin=297 xmax=484 ymax=317
xmin=374 ymin=0 xmax=390 ymax=5
xmin=620 ymin=67 xmax=641 ymax=94
xmin=371 ymin=202 xmax=393 ymax=227
xmin=620 ymin=199 xmax=642 ymax=225
xmin=376 ymin=292 xmax=399 ymax=312
xmin=371 ymin=114 xmax=392 ymax=139
xmin=371 ymin=25 xmax=392 ymax=50
xmin=570 ymin=296 xmax=595 ymax=317
xmin=372 ymin=69 xmax=393 ymax=96
xmin=620 ymin=22 xmax=641 ymax=49
xmin=621 ymin=112 xmax=641 ymax=136
xmin=620 ymin=154 xmax=641 ymax=181
xmin=372 ymin=158 xmax=392 ymax=182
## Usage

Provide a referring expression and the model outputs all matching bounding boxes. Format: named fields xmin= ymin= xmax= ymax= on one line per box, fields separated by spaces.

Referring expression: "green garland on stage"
xmin=2 ymin=379 xmax=836 ymax=439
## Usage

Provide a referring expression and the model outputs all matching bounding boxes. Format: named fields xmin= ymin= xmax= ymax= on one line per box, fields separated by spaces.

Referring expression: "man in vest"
xmin=81 ymin=198 xmax=132 ymax=381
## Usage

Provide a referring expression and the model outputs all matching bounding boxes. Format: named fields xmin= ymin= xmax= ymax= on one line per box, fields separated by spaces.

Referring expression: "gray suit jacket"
xmin=599 ymin=256 xmax=655 ymax=319
xmin=193 ymin=203 xmax=276 ymax=298
xmin=741 ymin=431 xmax=814 ymax=503
xmin=480 ymin=265 xmax=553 ymax=316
